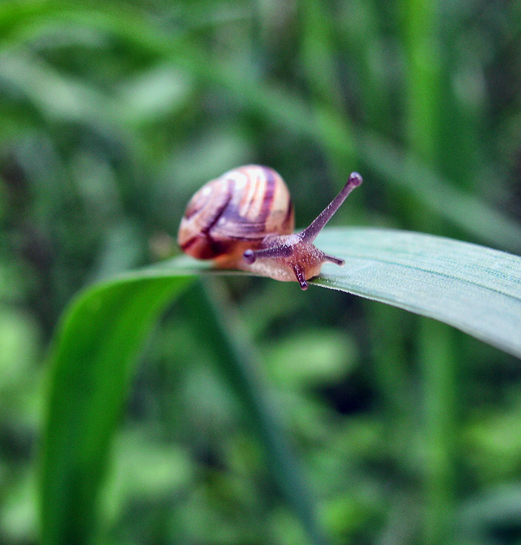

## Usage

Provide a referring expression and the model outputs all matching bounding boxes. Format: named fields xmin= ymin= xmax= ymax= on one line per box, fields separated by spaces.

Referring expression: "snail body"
xmin=178 ymin=165 xmax=362 ymax=290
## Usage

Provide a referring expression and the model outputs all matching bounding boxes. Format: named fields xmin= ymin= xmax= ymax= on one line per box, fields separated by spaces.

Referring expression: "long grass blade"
xmin=40 ymin=274 xmax=194 ymax=545
xmin=312 ymin=228 xmax=521 ymax=359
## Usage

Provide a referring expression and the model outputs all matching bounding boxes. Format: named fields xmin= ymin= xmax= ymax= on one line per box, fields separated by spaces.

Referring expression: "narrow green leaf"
xmin=170 ymin=228 xmax=521 ymax=360
xmin=40 ymin=273 xmax=194 ymax=545
xmin=312 ymin=228 xmax=521 ymax=359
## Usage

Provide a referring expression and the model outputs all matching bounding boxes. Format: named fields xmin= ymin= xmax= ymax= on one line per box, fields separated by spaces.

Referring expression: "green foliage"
xmin=40 ymin=231 xmax=521 ymax=545
xmin=314 ymin=228 xmax=521 ymax=359
xmin=40 ymin=274 xmax=193 ymax=545
xmin=1 ymin=0 xmax=521 ymax=544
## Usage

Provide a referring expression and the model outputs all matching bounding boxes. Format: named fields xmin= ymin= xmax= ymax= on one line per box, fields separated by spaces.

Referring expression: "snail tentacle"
xmin=292 ymin=263 xmax=308 ymax=290
xmin=243 ymin=243 xmax=293 ymax=264
xmin=300 ymin=172 xmax=363 ymax=243
xmin=323 ymin=254 xmax=345 ymax=266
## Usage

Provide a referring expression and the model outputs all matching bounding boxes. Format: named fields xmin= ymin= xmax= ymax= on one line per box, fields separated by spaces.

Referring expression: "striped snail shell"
xmin=178 ymin=165 xmax=362 ymax=290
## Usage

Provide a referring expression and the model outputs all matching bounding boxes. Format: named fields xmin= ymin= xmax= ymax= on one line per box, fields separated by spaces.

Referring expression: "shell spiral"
xmin=178 ymin=165 xmax=294 ymax=265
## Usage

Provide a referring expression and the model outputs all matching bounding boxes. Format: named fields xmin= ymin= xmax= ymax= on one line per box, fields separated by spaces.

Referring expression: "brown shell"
xmin=178 ymin=165 xmax=294 ymax=264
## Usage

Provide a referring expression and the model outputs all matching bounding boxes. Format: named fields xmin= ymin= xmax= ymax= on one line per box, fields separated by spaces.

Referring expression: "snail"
xmin=178 ymin=165 xmax=362 ymax=290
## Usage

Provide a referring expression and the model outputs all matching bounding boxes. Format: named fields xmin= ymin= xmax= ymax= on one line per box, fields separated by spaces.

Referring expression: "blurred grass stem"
xmin=401 ymin=0 xmax=457 ymax=542
xmin=186 ymin=279 xmax=331 ymax=545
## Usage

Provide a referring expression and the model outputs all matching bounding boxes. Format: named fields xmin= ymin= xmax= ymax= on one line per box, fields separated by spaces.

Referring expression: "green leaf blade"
xmin=313 ymin=228 xmax=521 ymax=359
xmin=40 ymin=274 xmax=194 ymax=545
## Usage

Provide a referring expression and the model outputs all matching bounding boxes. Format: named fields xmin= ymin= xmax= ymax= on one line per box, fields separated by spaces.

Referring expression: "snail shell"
xmin=178 ymin=165 xmax=294 ymax=265
xmin=178 ymin=165 xmax=362 ymax=290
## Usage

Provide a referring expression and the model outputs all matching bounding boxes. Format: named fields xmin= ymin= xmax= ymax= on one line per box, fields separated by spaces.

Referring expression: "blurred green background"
xmin=1 ymin=0 xmax=521 ymax=544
